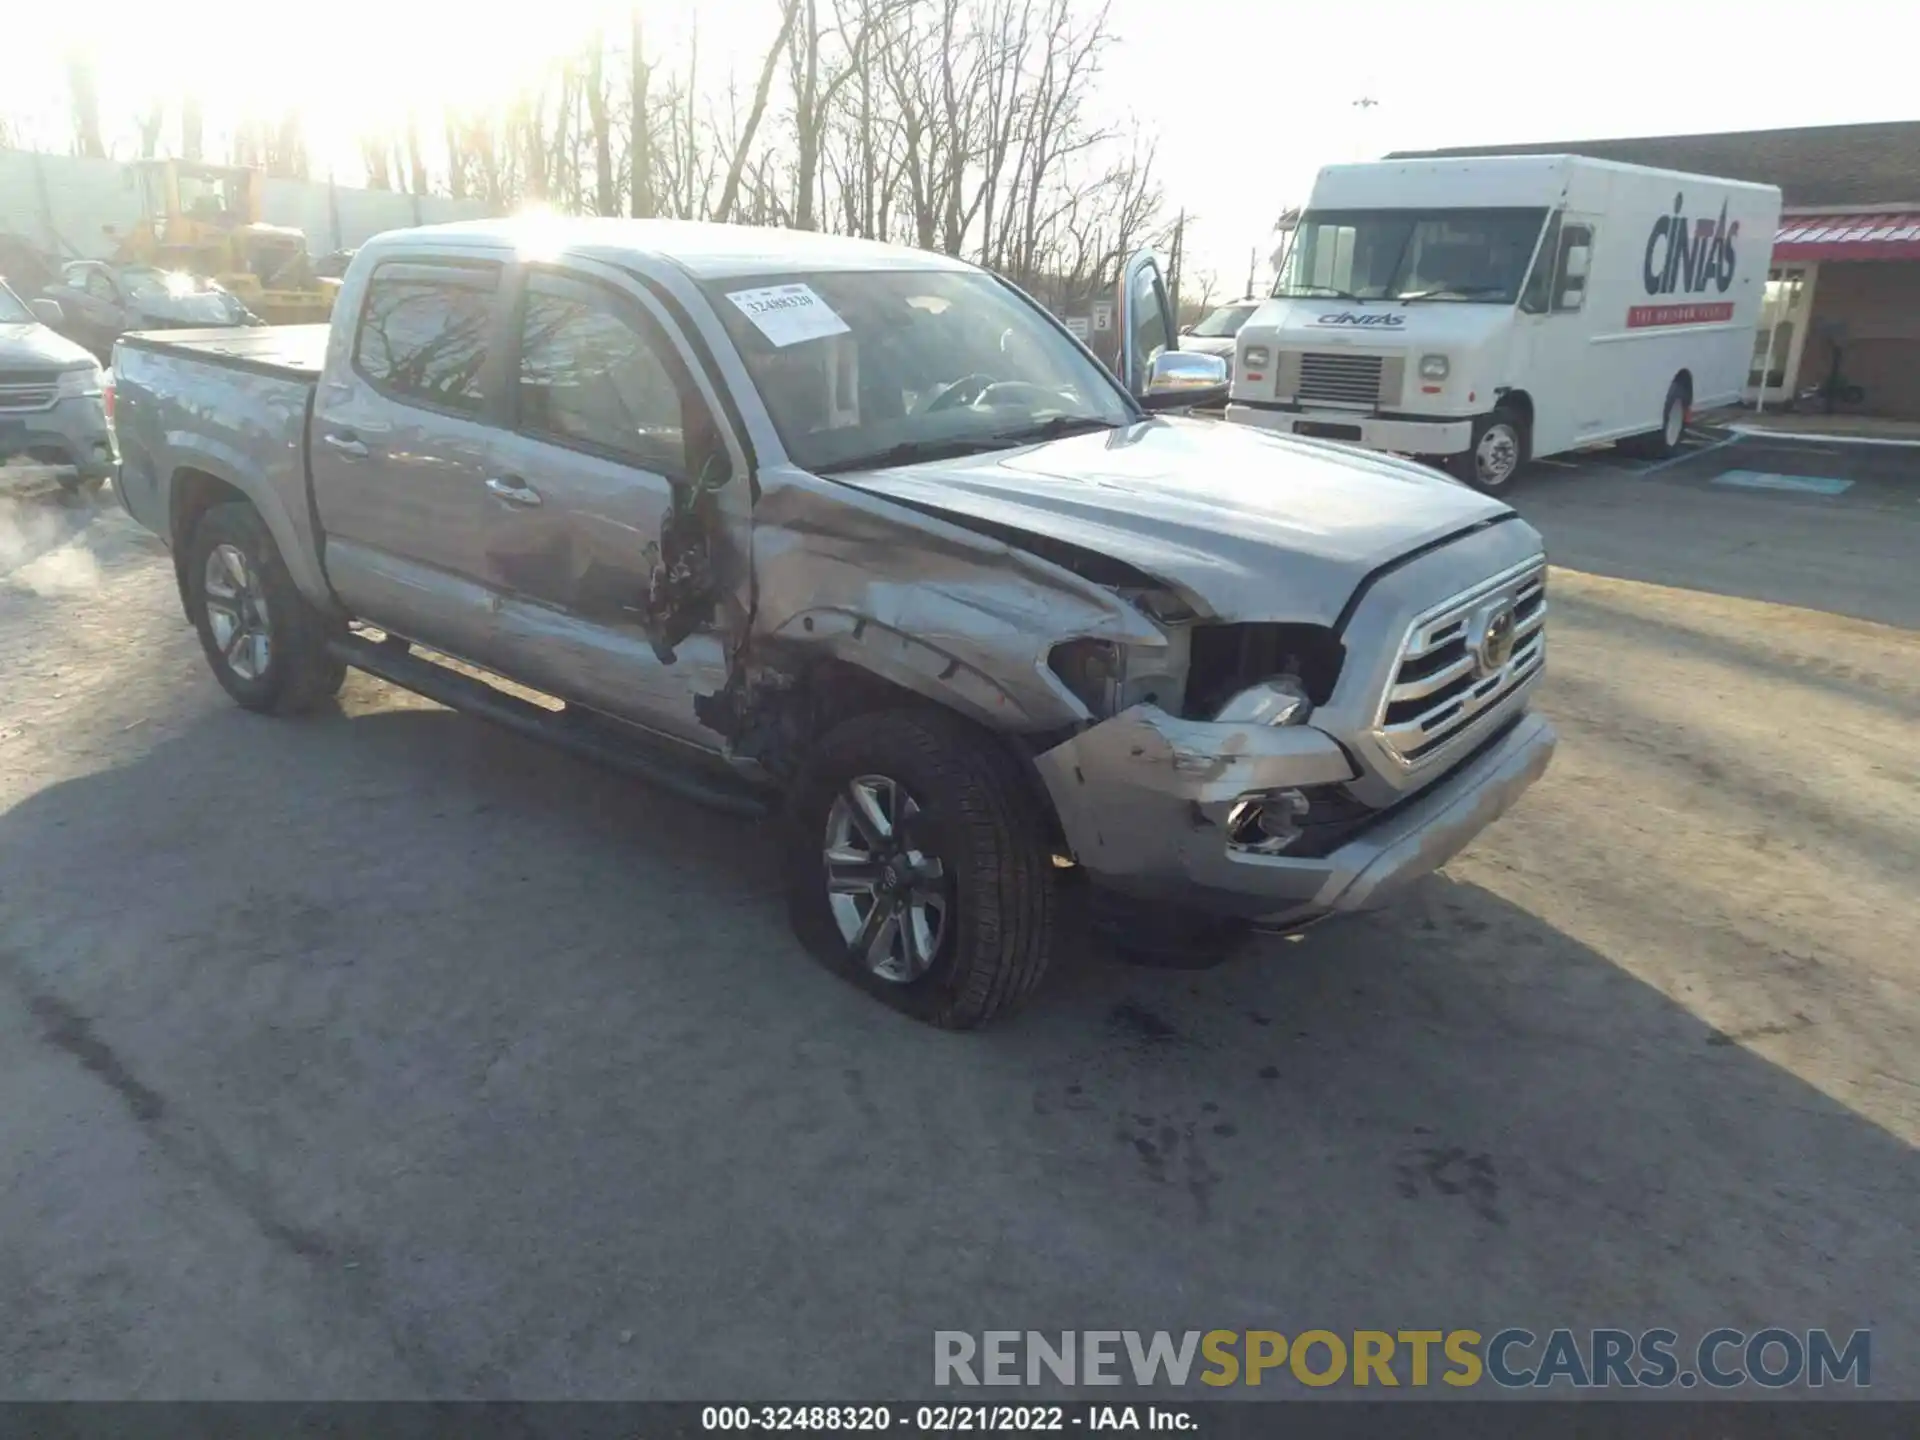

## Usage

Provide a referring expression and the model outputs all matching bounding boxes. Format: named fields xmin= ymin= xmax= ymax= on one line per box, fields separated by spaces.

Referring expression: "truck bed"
xmin=115 ymin=323 xmax=330 ymax=380
xmin=112 ymin=325 xmax=327 ymax=585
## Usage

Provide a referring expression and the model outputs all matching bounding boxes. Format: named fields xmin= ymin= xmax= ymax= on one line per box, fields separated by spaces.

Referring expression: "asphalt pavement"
xmin=1 ymin=440 xmax=1915 ymax=1400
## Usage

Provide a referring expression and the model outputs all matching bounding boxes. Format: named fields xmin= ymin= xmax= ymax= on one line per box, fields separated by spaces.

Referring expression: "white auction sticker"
xmin=726 ymin=283 xmax=852 ymax=348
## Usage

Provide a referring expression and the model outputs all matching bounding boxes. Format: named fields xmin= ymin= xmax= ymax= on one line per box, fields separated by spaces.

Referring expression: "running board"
xmin=328 ymin=632 xmax=775 ymax=819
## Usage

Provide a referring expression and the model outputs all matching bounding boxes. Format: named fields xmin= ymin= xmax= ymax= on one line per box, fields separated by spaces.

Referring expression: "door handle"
xmin=322 ymin=432 xmax=369 ymax=457
xmin=485 ymin=476 xmax=542 ymax=507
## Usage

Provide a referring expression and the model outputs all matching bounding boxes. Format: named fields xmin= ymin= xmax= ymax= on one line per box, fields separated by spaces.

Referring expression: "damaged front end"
xmin=700 ymin=465 xmax=1555 ymax=928
xmin=1032 ymin=702 xmax=1556 ymax=927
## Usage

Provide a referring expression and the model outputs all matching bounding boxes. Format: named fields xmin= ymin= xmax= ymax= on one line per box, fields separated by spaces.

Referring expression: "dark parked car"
xmin=47 ymin=261 xmax=258 ymax=361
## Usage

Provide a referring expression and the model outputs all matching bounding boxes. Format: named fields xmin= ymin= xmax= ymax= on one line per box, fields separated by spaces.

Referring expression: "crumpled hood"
xmin=841 ymin=416 xmax=1513 ymax=626
xmin=0 ymin=322 xmax=95 ymax=371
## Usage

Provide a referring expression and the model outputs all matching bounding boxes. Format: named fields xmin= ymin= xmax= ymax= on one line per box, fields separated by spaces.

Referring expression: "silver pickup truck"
xmin=112 ymin=218 xmax=1555 ymax=1028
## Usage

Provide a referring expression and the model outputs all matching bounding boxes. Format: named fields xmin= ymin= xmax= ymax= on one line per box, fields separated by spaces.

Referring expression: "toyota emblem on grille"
xmin=1469 ymin=600 xmax=1518 ymax=676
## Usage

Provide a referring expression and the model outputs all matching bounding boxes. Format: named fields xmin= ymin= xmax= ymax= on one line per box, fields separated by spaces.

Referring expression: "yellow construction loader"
xmin=111 ymin=160 xmax=337 ymax=324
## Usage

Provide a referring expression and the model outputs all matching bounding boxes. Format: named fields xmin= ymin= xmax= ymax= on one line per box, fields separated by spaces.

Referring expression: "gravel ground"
xmin=1 ymin=450 xmax=1915 ymax=1399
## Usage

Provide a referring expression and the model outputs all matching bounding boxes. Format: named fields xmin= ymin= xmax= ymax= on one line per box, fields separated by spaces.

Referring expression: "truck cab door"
xmin=472 ymin=262 xmax=754 ymax=750
xmin=1513 ymin=211 xmax=1603 ymax=455
xmin=309 ymin=256 xmax=510 ymax=663
xmin=1115 ymin=249 xmax=1229 ymax=409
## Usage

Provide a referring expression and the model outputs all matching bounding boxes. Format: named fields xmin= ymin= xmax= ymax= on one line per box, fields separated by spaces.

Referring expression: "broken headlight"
xmin=1049 ymin=638 xmax=1127 ymax=717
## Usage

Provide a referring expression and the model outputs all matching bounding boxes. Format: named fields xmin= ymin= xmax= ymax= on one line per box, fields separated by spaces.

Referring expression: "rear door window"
xmin=354 ymin=263 xmax=500 ymax=416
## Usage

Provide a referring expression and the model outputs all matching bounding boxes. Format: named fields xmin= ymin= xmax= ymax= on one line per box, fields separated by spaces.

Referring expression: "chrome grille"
xmin=1296 ymin=352 xmax=1384 ymax=408
xmin=0 ymin=378 xmax=59 ymax=413
xmin=1373 ymin=559 xmax=1547 ymax=768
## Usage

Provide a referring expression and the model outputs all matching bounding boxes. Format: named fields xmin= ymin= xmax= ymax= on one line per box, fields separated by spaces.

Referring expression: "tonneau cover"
xmin=115 ymin=324 xmax=329 ymax=380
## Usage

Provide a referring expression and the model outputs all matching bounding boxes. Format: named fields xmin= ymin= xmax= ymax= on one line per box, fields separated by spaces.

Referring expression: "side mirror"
xmin=30 ymin=298 xmax=65 ymax=328
xmin=1142 ymin=350 xmax=1228 ymax=411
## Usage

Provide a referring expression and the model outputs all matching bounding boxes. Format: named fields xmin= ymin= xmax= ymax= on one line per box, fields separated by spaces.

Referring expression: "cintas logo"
xmin=1644 ymin=192 xmax=1740 ymax=296
xmin=1313 ymin=311 xmax=1407 ymax=328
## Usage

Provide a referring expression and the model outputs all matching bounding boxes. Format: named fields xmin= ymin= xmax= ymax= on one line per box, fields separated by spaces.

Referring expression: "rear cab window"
xmin=352 ymin=261 xmax=500 ymax=416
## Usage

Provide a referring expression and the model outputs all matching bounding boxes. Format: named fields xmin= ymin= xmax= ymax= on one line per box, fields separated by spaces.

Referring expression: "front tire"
xmin=1447 ymin=407 xmax=1527 ymax=491
xmin=185 ymin=501 xmax=345 ymax=715
xmin=784 ymin=709 xmax=1056 ymax=1029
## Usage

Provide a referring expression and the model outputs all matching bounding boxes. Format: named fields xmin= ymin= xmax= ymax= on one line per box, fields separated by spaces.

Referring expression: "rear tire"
xmin=784 ymin=708 xmax=1056 ymax=1029
xmin=185 ymin=501 xmax=345 ymax=715
xmin=1620 ymin=378 xmax=1689 ymax=459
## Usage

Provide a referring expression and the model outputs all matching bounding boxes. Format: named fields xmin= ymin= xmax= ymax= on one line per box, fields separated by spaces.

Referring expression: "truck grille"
xmin=1373 ymin=560 xmax=1546 ymax=768
xmin=0 ymin=374 xmax=59 ymax=413
xmin=1297 ymin=352 xmax=1385 ymax=408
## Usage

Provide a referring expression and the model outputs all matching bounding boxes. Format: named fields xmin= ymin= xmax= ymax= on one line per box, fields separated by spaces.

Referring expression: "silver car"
xmin=0 ymin=279 xmax=117 ymax=494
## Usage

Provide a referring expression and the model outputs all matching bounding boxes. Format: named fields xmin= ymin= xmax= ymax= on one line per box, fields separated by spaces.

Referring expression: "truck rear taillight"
xmin=102 ymin=373 xmax=115 ymax=423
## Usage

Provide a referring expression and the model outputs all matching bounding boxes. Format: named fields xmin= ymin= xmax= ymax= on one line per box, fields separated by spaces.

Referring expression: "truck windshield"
xmin=700 ymin=267 xmax=1135 ymax=474
xmin=1276 ymin=208 xmax=1548 ymax=304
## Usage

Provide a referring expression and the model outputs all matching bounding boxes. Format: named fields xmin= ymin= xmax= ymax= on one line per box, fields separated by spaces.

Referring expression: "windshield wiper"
xmin=1275 ymin=282 xmax=1362 ymax=301
xmin=814 ymin=435 xmax=1021 ymax=475
xmin=1394 ymin=285 xmax=1508 ymax=303
xmin=986 ymin=415 xmax=1119 ymax=446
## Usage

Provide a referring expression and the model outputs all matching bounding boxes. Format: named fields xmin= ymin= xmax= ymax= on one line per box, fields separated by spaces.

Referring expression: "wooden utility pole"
xmin=1168 ymin=208 xmax=1184 ymax=325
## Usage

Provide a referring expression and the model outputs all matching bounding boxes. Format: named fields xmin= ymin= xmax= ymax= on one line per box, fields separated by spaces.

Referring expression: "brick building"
xmin=1391 ymin=121 xmax=1920 ymax=418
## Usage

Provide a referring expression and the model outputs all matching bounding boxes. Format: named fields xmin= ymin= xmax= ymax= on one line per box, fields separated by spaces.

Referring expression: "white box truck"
xmin=1225 ymin=155 xmax=1782 ymax=490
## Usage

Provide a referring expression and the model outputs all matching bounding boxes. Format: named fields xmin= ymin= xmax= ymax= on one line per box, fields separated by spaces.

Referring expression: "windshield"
xmin=701 ymin=267 xmax=1134 ymax=473
xmin=1276 ymin=207 xmax=1548 ymax=304
xmin=0 ymin=281 xmax=31 ymax=324
xmin=1189 ymin=302 xmax=1258 ymax=338
xmin=123 ymin=268 xmax=248 ymax=322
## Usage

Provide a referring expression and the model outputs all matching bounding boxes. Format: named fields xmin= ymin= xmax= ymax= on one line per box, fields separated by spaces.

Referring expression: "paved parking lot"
xmin=2 ymin=438 xmax=1916 ymax=1399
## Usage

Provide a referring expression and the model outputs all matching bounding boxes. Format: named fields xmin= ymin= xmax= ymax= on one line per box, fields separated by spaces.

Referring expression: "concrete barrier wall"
xmin=0 ymin=148 xmax=493 ymax=260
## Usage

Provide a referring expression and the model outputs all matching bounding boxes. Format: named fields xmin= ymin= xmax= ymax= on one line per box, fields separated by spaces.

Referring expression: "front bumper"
xmin=1226 ymin=403 xmax=1473 ymax=456
xmin=0 ymin=395 xmax=118 ymax=481
xmin=1034 ymin=708 xmax=1556 ymax=924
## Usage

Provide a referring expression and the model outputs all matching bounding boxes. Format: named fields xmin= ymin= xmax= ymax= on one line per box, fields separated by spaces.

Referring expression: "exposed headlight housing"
xmin=56 ymin=365 xmax=104 ymax=400
xmin=1212 ymin=675 xmax=1311 ymax=727
xmin=1419 ymin=353 xmax=1450 ymax=380
xmin=1049 ymin=638 xmax=1126 ymax=717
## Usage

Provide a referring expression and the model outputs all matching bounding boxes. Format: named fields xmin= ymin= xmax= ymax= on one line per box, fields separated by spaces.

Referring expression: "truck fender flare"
xmin=161 ymin=436 xmax=335 ymax=616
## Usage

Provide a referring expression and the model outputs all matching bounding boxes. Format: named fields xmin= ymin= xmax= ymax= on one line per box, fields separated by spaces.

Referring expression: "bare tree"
xmin=629 ymin=7 xmax=656 ymax=217
xmin=181 ymin=98 xmax=204 ymax=162
xmin=713 ymin=0 xmax=802 ymax=223
xmin=585 ymin=29 xmax=618 ymax=216
xmin=66 ymin=52 xmax=107 ymax=159
xmin=134 ymin=101 xmax=165 ymax=160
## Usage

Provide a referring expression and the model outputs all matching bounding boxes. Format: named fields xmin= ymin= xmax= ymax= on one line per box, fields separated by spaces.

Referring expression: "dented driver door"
xmin=474 ymin=262 xmax=754 ymax=750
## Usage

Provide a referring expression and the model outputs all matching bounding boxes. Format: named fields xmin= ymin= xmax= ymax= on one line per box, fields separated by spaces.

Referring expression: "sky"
xmin=7 ymin=0 xmax=1916 ymax=290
